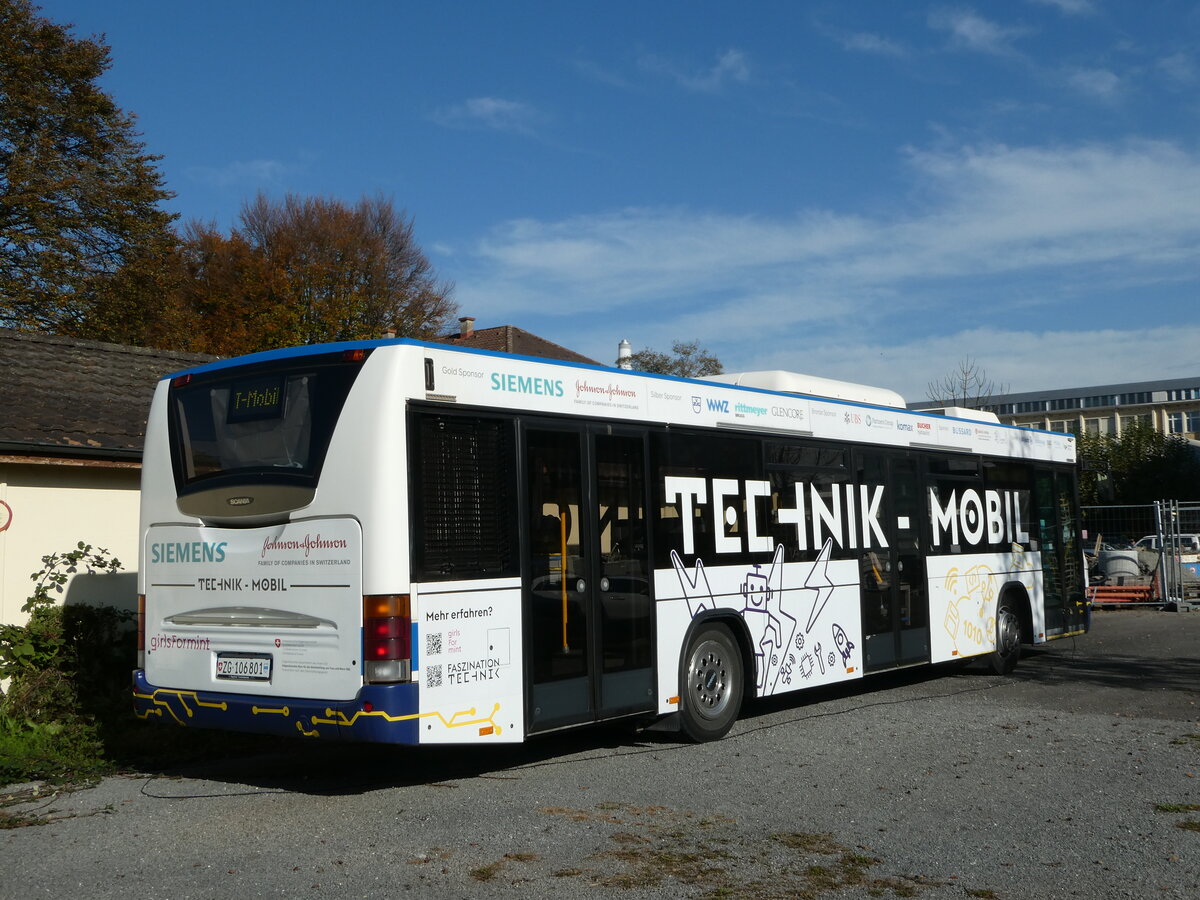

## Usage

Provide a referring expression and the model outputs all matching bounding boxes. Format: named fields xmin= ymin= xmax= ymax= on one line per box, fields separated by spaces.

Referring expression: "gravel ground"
xmin=2 ymin=608 xmax=1198 ymax=899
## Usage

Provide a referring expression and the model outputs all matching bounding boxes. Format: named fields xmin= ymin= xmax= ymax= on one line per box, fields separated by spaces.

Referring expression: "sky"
xmin=37 ymin=0 xmax=1200 ymax=402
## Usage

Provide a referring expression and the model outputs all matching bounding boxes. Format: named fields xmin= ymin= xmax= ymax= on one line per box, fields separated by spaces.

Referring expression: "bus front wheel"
xmin=990 ymin=598 xmax=1022 ymax=675
xmin=679 ymin=623 xmax=743 ymax=742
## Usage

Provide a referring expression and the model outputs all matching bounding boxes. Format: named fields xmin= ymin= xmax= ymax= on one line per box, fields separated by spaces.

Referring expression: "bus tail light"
xmin=363 ymin=594 xmax=411 ymax=684
xmin=136 ymin=594 xmax=146 ymax=668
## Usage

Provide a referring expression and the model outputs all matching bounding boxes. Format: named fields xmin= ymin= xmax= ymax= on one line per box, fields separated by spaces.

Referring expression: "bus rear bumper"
xmin=132 ymin=670 xmax=420 ymax=744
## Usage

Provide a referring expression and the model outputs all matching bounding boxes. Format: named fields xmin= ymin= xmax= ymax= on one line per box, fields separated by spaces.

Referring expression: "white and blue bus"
xmin=133 ymin=339 xmax=1087 ymax=744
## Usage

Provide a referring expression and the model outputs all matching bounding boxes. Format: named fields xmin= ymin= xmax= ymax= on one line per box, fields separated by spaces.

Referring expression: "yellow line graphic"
xmin=252 ymin=705 xmax=291 ymax=716
xmin=133 ymin=689 xmax=229 ymax=725
xmin=134 ymin=688 xmax=503 ymax=738
xmin=310 ymin=702 xmax=503 ymax=735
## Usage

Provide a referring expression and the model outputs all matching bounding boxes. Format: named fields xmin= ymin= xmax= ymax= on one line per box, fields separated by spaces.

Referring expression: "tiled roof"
xmin=0 ymin=329 xmax=215 ymax=459
xmin=433 ymin=325 xmax=599 ymax=366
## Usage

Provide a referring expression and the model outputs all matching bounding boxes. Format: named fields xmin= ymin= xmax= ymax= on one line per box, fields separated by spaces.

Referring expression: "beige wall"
xmin=0 ymin=461 xmax=141 ymax=627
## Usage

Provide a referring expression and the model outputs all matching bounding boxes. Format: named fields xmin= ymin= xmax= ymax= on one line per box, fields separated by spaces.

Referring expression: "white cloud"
xmin=456 ymin=139 xmax=1200 ymax=397
xmin=641 ymin=48 xmax=751 ymax=93
xmin=757 ymin=326 xmax=1200 ymax=402
xmin=433 ymin=97 xmax=542 ymax=135
xmin=1159 ymin=52 xmax=1197 ymax=87
xmin=837 ymin=31 xmax=907 ymax=57
xmin=1064 ymin=66 xmax=1122 ymax=99
xmin=185 ymin=158 xmax=293 ymax=188
xmin=1027 ymin=0 xmax=1096 ymax=15
xmin=927 ymin=8 xmax=1031 ymax=55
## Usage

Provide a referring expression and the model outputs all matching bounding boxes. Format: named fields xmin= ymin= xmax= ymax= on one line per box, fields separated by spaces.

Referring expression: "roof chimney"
xmin=383 ymin=326 xmax=397 ymax=339
xmin=459 ymin=316 xmax=475 ymax=337
xmin=617 ymin=338 xmax=632 ymax=369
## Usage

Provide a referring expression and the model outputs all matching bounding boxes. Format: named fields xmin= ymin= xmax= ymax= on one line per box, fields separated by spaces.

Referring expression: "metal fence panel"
xmin=1082 ymin=501 xmax=1200 ymax=609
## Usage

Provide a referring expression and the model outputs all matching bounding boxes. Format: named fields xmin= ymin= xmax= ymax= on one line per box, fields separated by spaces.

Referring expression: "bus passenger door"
xmin=859 ymin=453 xmax=930 ymax=672
xmin=1035 ymin=469 xmax=1087 ymax=635
xmin=524 ymin=426 xmax=655 ymax=734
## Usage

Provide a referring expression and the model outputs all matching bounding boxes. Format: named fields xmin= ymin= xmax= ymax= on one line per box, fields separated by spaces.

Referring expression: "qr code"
xmin=425 ymin=665 xmax=442 ymax=689
xmin=426 ymin=632 xmax=442 ymax=657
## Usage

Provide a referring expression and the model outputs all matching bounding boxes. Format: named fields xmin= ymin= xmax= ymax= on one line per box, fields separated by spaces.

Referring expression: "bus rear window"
xmin=168 ymin=352 xmax=369 ymax=493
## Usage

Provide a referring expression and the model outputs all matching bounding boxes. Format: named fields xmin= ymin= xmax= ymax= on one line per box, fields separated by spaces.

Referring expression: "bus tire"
xmin=990 ymin=598 xmax=1022 ymax=675
xmin=679 ymin=622 xmax=743 ymax=742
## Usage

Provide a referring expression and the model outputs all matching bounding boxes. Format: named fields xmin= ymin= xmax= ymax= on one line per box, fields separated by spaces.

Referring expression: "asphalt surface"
xmin=3 ymin=608 xmax=1199 ymax=899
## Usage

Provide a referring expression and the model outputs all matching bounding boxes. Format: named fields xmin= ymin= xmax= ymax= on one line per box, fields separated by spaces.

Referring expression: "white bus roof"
xmin=703 ymin=370 xmax=906 ymax=409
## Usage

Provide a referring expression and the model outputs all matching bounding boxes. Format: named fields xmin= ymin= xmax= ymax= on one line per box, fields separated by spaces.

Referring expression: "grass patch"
xmin=1177 ymin=820 xmax=1200 ymax=832
xmin=469 ymin=861 xmax=504 ymax=882
xmin=468 ymin=851 xmax=538 ymax=882
xmin=771 ymin=831 xmax=844 ymax=855
xmin=1169 ymin=734 xmax=1200 ymax=747
xmin=1155 ymin=803 xmax=1200 ymax=813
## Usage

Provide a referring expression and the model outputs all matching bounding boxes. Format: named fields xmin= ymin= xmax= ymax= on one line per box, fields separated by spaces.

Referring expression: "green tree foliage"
xmin=1076 ymin=420 xmax=1200 ymax=505
xmin=0 ymin=0 xmax=176 ymax=337
xmin=151 ymin=193 xmax=458 ymax=354
xmin=619 ymin=340 xmax=723 ymax=378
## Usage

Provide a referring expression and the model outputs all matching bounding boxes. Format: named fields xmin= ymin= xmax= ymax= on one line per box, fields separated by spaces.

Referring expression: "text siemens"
xmin=150 ymin=541 xmax=227 ymax=564
xmin=490 ymin=373 xmax=564 ymax=397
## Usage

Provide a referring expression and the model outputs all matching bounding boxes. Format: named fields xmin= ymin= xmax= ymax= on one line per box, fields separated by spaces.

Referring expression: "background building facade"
xmin=910 ymin=377 xmax=1200 ymax=438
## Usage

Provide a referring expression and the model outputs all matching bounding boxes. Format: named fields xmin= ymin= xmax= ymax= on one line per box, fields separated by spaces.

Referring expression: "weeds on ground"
xmin=1153 ymin=802 xmax=1200 ymax=834
xmin=536 ymin=804 xmax=944 ymax=898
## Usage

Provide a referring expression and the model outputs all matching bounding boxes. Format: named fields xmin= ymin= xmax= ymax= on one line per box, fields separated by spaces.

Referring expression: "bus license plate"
xmin=215 ymin=653 xmax=272 ymax=681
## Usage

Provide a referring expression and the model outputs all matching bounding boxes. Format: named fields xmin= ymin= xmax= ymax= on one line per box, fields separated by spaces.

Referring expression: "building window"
xmin=1168 ymin=412 xmax=1184 ymax=434
xmin=1084 ymin=417 xmax=1114 ymax=434
xmin=1188 ymin=411 xmax=1200 ymax=433
xmin=1119 ymin=414 xmax=1153 ymax=431
xmin=1119 ymin=391 xmax=1151 ymax=405
xmin=1049 ymin=420 xmax=1068 ymax=433
xmin=1167 ymin=388 xmax=1200 ymax=402
xmin=1049 ymin=397 xmax=1079 ymax=411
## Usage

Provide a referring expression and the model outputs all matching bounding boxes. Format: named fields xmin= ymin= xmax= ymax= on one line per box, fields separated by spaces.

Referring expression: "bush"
xmin=0 ymin=543 xmax=128 ymax=783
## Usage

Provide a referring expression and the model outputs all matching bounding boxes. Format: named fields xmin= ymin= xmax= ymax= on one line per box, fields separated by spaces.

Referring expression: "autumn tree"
xmin=925 ymin=357 xmax=1007 ymax=409
xmin=619 ymin=340 xmax=723 ymax=378
xmin=0 ymin=0 xmax=176 ymax=336
xmin=152 ymin=193 xmax=457 ymax=354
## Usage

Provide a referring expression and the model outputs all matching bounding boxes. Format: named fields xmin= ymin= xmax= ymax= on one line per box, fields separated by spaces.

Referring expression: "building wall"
xmin=1001 ymin=396 xmax=1200 ymax=438
xmin=0 ymin=462 xmax=140 ymax=627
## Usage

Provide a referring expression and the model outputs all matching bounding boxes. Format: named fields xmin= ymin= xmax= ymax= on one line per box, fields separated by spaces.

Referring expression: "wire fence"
xmin=1081 ymin=501 xmax=1200 ymax=609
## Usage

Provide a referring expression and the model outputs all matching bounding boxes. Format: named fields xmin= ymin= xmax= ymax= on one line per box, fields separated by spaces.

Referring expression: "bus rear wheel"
xmin=679 ymin=623 xmax=743 ymax=742
xmin=990 ymin=599 xmax=1022 ymax=675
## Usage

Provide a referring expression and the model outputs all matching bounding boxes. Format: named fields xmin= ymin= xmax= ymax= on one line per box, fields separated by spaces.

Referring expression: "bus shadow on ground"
xmin=135 ymin=721 xmax=661 ymax=797
xmin=134 ymin=624 xmax=1200 ymax=797
xmin=132 ymin=665 xmax=985 ymax=796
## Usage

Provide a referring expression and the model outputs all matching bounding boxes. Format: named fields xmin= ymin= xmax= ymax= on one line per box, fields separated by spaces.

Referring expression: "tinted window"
xmin=410 ymin=412 xmax=519 ymax=581
xmin=168 ymin=351 xmax=369 ymax=495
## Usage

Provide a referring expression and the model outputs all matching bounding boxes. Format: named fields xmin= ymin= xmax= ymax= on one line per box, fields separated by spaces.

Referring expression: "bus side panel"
xmin=653 ymin=554 xmax=865 ymax=715
xmin=925 ymin=549 xmax=1044 ymax=663
xmin=413 ymin=578 xmax=525 ymax=744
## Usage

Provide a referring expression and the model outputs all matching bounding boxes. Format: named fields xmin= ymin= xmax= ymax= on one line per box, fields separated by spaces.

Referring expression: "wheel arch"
xmin=997 ymin=580 xmax=1034 ymax=643
xmin=680 ymin=610 xmax=757 ymax=701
